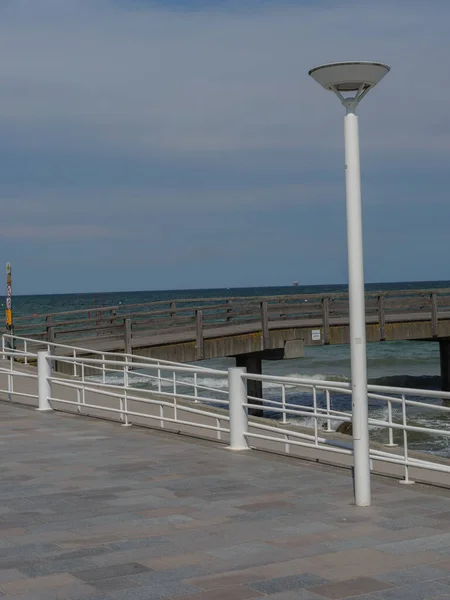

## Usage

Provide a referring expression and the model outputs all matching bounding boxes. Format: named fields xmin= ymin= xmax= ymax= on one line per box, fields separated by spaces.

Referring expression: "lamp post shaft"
xmin=344 ymin=107 xmax=371 ymax=507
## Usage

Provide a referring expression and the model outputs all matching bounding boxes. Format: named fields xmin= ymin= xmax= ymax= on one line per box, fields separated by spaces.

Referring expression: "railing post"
xmin=385 ymin=400 xmax=397 ymax=447
xmin=46 ymin=317 xmax=55 ymax=360
xmin=226 ymin=299 xmax=232 ymax=322
xmin=37 ymin=350 xmax=52 ymax=412
xmin=8 ymin=357 xmax=13 ymax=401
xmin=46 ymin=316 xmax=55 ymax=343
xmin=170 ymin=301 xmax=176 ymax=320
xmin=322 ymin=298 xmax=330 ymax=345
xmin=228 ymin=367 xmax=248 ymax=450
xmin=431 ymin=293 xmax=438 ymax=338
xmin=399 ymin=394 xmax=414 ymax=485
xmin=73 ymin=349 xmax=77 ymax=377
xmin=279 ymin=298 xmax=286 ymax=320
xmin=121 ymin=359 xmax=131 ymax=427
xmin=325 ymin=389 xmax=333 ymax=432
xmin=124 ymin=318 xmax=132 ymax=355
xmin=196 ymin=310 xmax=204 ymax=360
xmin=377 ymin=295 xmax=386 ymax=341
xmin=194 ymin=372 xmax=199 ymax=403
xmin=260 ymin=301 xmax=269 ymax=350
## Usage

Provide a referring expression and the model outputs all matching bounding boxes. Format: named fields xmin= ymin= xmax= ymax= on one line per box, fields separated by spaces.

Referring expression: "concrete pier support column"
xmin=440 ymin=340 xmax=450 ymax=392
xmin=236 ymin=353 xmax=264 ymax=418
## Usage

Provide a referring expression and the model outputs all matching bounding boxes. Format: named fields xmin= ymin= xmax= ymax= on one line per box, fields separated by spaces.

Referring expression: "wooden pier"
xmin=8 ymin=288 xmax=450 ymax=406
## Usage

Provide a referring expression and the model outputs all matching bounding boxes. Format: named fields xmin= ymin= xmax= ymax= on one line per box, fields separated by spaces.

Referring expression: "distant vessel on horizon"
xmin=292 ymin=281 xmax=299 ymax=287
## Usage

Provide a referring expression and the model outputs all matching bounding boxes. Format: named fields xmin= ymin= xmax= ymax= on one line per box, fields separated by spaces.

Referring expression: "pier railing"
xmin=7 ymin=288 xmax=450 ymax=348
xmin=1 ymin=334 xmax=450 ymax=489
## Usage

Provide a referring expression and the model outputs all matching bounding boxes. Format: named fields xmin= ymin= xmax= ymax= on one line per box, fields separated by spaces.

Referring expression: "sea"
xmin=6 ymin=280 xmax=450 ymax=457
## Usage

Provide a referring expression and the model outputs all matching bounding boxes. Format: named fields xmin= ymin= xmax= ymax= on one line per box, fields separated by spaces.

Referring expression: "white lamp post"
xmin=309 ymin=62 xmax=390 ymax=507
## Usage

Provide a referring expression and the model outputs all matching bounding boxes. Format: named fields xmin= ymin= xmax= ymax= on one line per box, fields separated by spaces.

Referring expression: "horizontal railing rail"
xmin=1 ymin=333 xmax=216 ymax=375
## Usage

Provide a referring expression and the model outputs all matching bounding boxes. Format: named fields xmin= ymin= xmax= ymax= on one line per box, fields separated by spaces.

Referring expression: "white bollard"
xmin=37 ymin=350 xmax=52 ymax=412
xmin=228 ymin=367 xmax=249 ymax=450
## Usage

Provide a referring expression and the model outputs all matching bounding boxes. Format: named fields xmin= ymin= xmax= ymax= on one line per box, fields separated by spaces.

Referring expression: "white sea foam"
xmin=88 ymin=367 xmax=450 ymax=456
xmin=92 ymin=370 xmax=348 ymax=392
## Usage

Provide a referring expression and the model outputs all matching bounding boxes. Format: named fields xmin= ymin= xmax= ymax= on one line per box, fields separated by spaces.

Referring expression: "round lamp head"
xmin=308 ymin=61 xmax=390 ymax=92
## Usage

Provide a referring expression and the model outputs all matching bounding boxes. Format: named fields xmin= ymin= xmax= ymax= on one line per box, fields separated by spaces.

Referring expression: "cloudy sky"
xmin=0 ymin=0 xmax=449 ymax=294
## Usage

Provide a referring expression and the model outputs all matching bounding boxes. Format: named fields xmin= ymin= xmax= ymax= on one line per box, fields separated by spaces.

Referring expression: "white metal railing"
xmin=240 ymin=372 xmax=450 ymax=484
xmin=1 ymin=334 xmax=215 ymax=374
xmin=1 ymin=334 xmax=230 ymax=438
xmin=1 ymin=334 xmax=450 ymax=495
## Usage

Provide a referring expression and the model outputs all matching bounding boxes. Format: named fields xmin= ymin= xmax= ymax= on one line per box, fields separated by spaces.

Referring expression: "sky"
xmin=0 ymin=0 xmax=449 ymax=295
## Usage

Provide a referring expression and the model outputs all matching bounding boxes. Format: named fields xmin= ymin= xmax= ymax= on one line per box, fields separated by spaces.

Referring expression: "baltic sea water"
xmin=6 ymin=280 xmax=450 ymax=455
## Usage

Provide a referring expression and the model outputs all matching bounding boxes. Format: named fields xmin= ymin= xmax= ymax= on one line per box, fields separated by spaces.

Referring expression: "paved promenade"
xmin=1 ymin=403 xmax=450 ymax=600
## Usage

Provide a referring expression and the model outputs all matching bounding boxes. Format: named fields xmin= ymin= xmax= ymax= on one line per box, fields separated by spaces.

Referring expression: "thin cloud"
xmin=0 ymin=0 xmax=449 ymax=293
xmin=0 ymin=225 xmax=117 ymax=239
xmin=0 ymin=1 xmax=448 ymax=154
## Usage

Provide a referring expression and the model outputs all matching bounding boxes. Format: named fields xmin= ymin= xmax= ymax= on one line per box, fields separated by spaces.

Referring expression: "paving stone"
xmin=375 ymin=565 xmax=449 ymax=586
xmin=7 ymin=586 xmax=99 ymax=600
xmin=249 ymin=573 xmax=329 ymax=594
xmin=324 ymin=537 xmax=382 ymax=552
xmin=90 ymin=547 xmax=175 ymax=567
xmin=376 ymin=533 xmax=450 ymax=554
xmin=18 ymin=557 xmax=97 ymax=577
xmin=431 ymin=558 xmax=450 ymax=571
xmin=2 ymin=401 xmax=450 ymax=600
xmin=0 ymin=568 xmax=30 ymax=583
xmin=0 ymin=590 xmax=83 ymax=600
xmin=186 ymin=569 xmax=265 ymax=591
xmin=72 ymin=596 xmax=111 ymax=600
xmin=179 ymin=585 xmax=265 ymax=600
xmin=0 ymin=542 xmax=60 ymax=559
xmin=308 ymin=577 xmax=393 ymax=598
xmin=207 ymin=542 xmax=275 ymax=559
xmin=92 ymin=575 xmax=143 ymax=592
xmin=312 ymin=551 xmax=443 ymax=582
xmin=109 ymin=581 xmax=199 ymax=599
xmin=140 ymin=551 xmax=214 ymax=571
xmin=74 ymin=562 xmax=152 ymax=582
xmin=274 ymin=522 xmax=337 ymax=536
xmin=237 ymin=500 xmax=296 ymax=512
xmin=56 ymin=534 xmax=127 ymax=548
xmin=369 ymin=579 xmax=450 ymax=599
xmin=309 ymin=596 xmax=374 ymax=600
xmin=46 ymin=547 xmax=113 ymax=561
xmin=247 ymin=591 xmax=328 ymax=600
xmin=0 ymin=573 xmax=83 ymax=595
xmin=131 ymin=565 xmax=209 ymax=586
xmin=105 ymin=536 xmax=168 ymax=552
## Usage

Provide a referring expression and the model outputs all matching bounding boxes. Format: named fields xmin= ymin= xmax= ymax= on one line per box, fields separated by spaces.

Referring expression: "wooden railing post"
xmin=260 ymin=301 xmax=269 ymax=350
xmin=279 ymin=298 xmax=286 ymax=319
xmin=124 ymin=318 xmax=132 ymax=355
xmin=322 ymin=298 xmax=330 ymax=345
xmin=45 ymin=316 xmax=56 ymax=362
xmin=377 ymin=295 xmax=386 ymax=341
xmin=196 ymin=310 xmax=204 ymax=360
xmin=170 ymin=301 xmax=176 ymax=320
xmin=226 ymin=299 xmax=232 ymax=322
xmin=431 ymin=293 xmax=438 ymax=337
xmin=46 ymin=316 xmax=55 ymax=345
